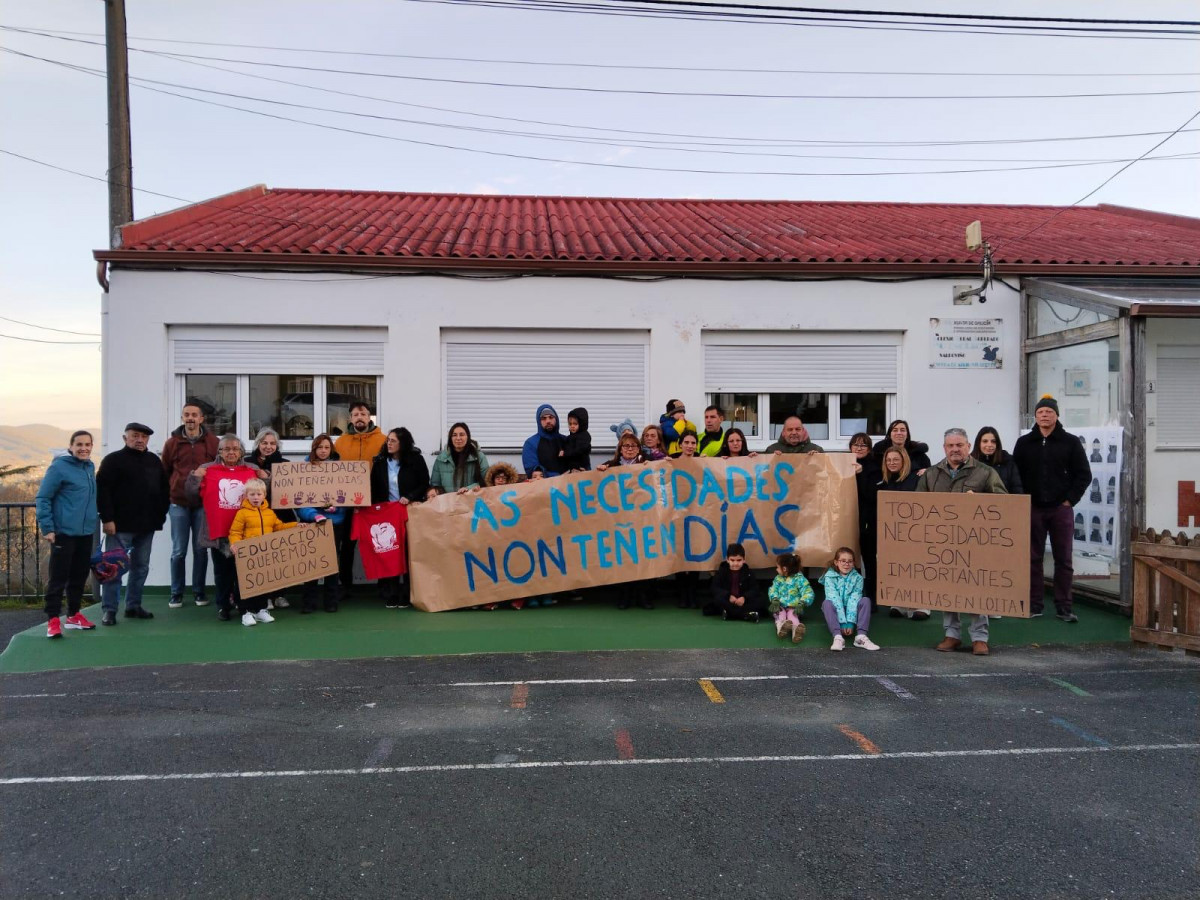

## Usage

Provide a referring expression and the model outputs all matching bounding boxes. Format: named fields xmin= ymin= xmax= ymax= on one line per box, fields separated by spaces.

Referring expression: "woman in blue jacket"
xmin=35 ymin=431 xmax=99 ymax=638
xmin=295 ymin=433 xmax=347 ymax=613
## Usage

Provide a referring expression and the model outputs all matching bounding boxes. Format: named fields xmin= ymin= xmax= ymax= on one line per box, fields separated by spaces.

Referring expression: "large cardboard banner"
xmin=233 ymin=522 xmax=338 ymax=599
xmin=408 ymin=455 xmax=859 ymax=611
xmin=270 ymin=461 xmax=370 ymax=509
xmin=876 ymin=490 xmax=1031 ymax=617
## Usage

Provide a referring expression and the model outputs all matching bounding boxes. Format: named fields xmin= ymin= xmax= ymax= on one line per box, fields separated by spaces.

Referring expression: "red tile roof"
xmin=99 ymin=185 xmax=1200 ymax=273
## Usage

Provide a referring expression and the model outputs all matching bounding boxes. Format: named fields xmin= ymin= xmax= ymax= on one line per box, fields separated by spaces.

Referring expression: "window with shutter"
xmin=1157 ymin=346 xmax=1200 ymax=448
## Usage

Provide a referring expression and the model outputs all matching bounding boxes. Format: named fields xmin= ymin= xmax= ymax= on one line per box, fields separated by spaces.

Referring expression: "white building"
xmin=95 ymin=187 xmax=1200 ymax=601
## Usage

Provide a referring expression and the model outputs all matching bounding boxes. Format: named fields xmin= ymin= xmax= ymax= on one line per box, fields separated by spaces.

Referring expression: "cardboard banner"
xmin=270 ymin=461 xmax=370 ymax=509
xmin=876 ymin=490 xmax=1031 ymax=617
xmin=408 ymin=455 xmax=859 ymax=611
xmin=233 ymin=522 xmax=338 ymax=599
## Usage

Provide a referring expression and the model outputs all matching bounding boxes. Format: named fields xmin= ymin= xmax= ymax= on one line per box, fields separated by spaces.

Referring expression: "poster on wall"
xmin=1071 ymin=426 xmax=1122 ymax=558
xmin=930 ymin=318 xmax=1003 ymax=369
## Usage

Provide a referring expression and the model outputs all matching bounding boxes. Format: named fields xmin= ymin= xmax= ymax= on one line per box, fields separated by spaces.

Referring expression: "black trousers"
xmin=338 ymin=509 xmax=357 ymax=590
xmin=210 ymin=549 xmax=261 ymax=614
xmin=44 ymin=534 xmax=93 ymax=619
xmin=860 ymin=524 xmax=878 ymax=610
xmin=703 ymin=593 xmax=768 ymax=620
xmin=303 ymin=519 xmax=348 ymax=610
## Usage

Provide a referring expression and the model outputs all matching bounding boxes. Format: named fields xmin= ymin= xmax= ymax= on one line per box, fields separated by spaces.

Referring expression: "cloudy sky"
xmin=2 ymin=0 xmax=1198 ymax=428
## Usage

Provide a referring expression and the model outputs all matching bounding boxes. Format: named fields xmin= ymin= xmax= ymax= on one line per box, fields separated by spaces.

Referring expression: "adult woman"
xmin=35 ymin=431 xmax=98 ymax=638
xmin=597 ymin=431 xmax=646 ymax=471
xmin=717 ymin=428 xmax=756 ymax=458
xmin=246 ymin=427 xmax=293 ymax=524
xmin=370 ymin=427 xmax=430 ymax=608
xmin=295 ymin=433 xmax=346 ymax=613
xmin=428 ymin=422 xmax=490 ymax=497
xmin=848 ymin=433 xmax=879 ymax=609
xmin=670 ymin=430 xmax=700 ymax=459
xmin=972 ymin=427 xmax=1024 ymax=495
xmin=873 ymin=419 xmax=931 ymax=474
xmin=876 ymin=446 xmax=929 ymax=620
xmin=640 ymin=424 xmax=668 ymax=461
xmin=187 ymin=435 xmax=268 ymax=621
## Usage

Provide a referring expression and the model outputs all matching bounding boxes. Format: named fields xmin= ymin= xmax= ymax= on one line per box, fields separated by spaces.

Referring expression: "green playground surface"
xmin=0 ymin=586 xmax=1132 ymax=674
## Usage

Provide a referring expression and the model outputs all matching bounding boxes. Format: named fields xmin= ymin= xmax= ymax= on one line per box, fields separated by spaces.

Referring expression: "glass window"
xmin=1030 ymin=296 xmax=1116 ymax=338
xmin=769 ymin=393 xmax=828 ymax=440
xmin=839 ymin=393 xmax=887 ymax=437
xmin=327 ymin=376 xmax=377 ymax=437
xmin=709 ymin=392 xmax=759 ymax=437
xmin=250 ymin=375 xmax=314 ymax=441
xmin=1028 ymin=337 xmax=1118 ymax=429
xmin=185 ymin=375 xmax=236 ymax=437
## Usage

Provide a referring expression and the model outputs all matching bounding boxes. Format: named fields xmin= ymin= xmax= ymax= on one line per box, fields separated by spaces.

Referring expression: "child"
xmin=559 ymin=407 xmax=592 ymax=472
xmin=819 ymin=547 xmax=879 ymax=651
xmin=768 ymin=552 xmax=813 ymax=642
xmin=705 ymin=543 xmax=765 ymax=622
xmin=227 ymin=479 xmax=296 ymax=626
xmin=485 ymin=462 xmax=518 ymax=488
xmin=658 ymin=400 xmax=697 ymax=457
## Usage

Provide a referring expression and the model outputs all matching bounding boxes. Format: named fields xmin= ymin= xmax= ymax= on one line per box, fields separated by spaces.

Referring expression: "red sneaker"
xmin=64 ymin=613 xmax=97 ymax=630
xmin=47 ymin=618 xmax=63 ymax=639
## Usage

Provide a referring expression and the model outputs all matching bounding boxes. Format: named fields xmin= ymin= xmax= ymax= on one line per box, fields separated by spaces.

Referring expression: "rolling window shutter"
xmin=705 ymin=344 xmax=898 ymax=393
xmin=174 ymin=340 xmax=384 ymax=374
xmin=1157 ymin=346 xmax=1200 ymax=446
xmin=445 ymin=342 xmax=647 ymax=448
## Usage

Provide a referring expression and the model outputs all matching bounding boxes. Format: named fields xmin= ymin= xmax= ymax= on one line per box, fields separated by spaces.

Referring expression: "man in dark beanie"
xmin=1013 ymin=395 xmax=1092 ymax=622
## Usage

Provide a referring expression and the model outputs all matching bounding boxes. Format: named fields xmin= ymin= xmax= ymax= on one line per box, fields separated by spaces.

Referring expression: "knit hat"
xmin=610 ymin=418 xmax=636 ymax=439
xmin=1035 ymin=394 xmax=1060 ymax=415
xmin=666 ymin=400 xmax=686 ymax=416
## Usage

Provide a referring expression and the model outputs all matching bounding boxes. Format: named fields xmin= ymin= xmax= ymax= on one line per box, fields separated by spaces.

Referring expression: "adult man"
xmin=95 ymin=423 xmax=170 ymax=626
xmin=332 ymin=401 xmax=387 ymax=595
xmin=161 ymin=403 xmax=219 ymax=609
xmin=916 ymin=427 xmax=1007 ymax=656
xmin=766 ymin=416 xmax=824 ymax=454
xmin=698 ymin=405 xmax=727 ymax=457
xmin=521 ymin=404 xmax=566 ymax=477
xmin=333 ymin=402 xmax=386 ymax=468
xmin=1012 ymin=395 xmax=1092 ymax=623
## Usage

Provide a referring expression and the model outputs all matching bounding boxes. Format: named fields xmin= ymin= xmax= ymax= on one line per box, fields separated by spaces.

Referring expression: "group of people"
xmin=35 ymin=393 xmax=1092 ymax=655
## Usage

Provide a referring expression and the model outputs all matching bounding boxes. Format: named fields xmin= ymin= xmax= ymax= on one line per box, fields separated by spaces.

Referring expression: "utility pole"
xmin=105 ymin=0 xmax=133 ymax=247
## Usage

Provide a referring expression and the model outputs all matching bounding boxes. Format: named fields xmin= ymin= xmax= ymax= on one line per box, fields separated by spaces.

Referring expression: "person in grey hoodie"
xmin=35 ymin=431 xmax=99 ymax=637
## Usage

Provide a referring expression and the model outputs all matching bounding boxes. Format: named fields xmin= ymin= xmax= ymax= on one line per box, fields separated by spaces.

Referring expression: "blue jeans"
xmin=168 ymin=504 xmax=208 ymax=601
xmin=100 ymin=532 xmax=154 ymax=612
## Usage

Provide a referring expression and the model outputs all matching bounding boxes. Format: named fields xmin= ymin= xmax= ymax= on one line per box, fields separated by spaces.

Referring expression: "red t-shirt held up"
xmin=201 ymin=464 xmax=258 ymax=540
xmin=350 ymin=502 xmax=408 ymax=579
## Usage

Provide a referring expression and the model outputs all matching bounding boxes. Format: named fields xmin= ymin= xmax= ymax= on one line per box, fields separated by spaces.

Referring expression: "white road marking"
xmin=2 ymin=743 xmax=1195 ymax=786
xmin=3 ymin=666 xmax=1196 ymax=700
xmin=876 ymin=677 xmax=917 ymax=700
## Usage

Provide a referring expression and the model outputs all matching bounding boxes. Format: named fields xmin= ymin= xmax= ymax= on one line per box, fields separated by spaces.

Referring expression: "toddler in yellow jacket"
xmin=227 ymin=479 xmax=295 ymax=626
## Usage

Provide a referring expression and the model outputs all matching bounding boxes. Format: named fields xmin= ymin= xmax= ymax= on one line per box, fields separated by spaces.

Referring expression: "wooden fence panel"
xmin=1131 ymin=530 xmax=1200 ymax=654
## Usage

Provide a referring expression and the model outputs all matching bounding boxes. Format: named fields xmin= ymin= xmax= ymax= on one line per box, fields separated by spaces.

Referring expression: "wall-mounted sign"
xmin=930 ymin=318 xmax=1003 ymax=369
xmin=1064 ymin=368 xmax=1092 ymax=395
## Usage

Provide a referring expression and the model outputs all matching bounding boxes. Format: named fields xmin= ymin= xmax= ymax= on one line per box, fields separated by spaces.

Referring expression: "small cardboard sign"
xmin=875 ymin=490 xmax=1031 ymax=617
xmin=233 ymin=522 xmax=338 ymax=599
xmin=270 ymin=461 xmax=370 ymax=509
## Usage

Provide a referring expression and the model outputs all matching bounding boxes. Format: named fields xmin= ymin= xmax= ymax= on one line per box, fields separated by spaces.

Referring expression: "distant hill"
xmin=0 ymin=424 xmax=102 ymax=467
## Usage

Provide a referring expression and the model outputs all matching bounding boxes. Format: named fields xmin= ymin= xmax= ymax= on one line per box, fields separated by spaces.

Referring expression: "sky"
xmin=1 ymin=0 xmax=1198 ymax=429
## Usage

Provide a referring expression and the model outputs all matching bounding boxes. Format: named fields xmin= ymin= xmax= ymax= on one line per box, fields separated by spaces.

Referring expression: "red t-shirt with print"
xmin=350 ymin=502 xmax=409 ymax=579
xmin=201 ymin=464 xmax=258 ymax=539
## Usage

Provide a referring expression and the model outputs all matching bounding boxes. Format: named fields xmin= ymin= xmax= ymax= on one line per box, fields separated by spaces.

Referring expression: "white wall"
xmin=1144 ymin=317 xmax=1200 ymax=537
xmin=102 ymin=268 xmax=1022 ymax=584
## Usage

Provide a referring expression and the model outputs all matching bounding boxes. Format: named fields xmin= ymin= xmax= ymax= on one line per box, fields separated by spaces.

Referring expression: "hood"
xmin=535 ymin=403 xmax=561 ymax=433
xmin=567 ymin=407 xmax=589 ymax=432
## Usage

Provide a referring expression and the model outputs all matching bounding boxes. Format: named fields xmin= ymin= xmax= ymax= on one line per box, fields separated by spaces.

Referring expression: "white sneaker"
xmin=831 ymin=634 xmax=845 ymax=651
xmin=241 ymin=612 xmax=257 ymax=627
xmin=273 ymin=596 xmax=290 ymax=609
xmin=853 ymin=634 xmax=880 ymax=651
xmin=266 ymin=599 xmax=274 ymax=611
xmin=254 ymin=610 xmax=275 ymax=624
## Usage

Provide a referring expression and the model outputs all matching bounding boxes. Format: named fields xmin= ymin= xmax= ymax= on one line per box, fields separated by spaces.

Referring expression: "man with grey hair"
xmin=916 ymin=426 xmax=1007 ymax=655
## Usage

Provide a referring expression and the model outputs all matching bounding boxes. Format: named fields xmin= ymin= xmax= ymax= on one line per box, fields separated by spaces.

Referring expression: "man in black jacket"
xmin=1012 ymin=396 xmax=1092 ymax=622
xmin=96 ymin=423 xmax=170 ymax=625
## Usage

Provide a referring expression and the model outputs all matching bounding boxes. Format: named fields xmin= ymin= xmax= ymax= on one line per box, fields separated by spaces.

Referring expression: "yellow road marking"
xmin=698 ymin=679 xmax=726 ymax=704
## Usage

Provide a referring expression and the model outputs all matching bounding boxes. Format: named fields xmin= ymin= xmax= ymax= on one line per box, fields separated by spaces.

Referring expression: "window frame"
xmin=707 ymin=391 xmax=895 ymax=451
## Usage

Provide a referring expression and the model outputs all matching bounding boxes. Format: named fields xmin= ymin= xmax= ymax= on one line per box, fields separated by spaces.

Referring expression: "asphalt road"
xmin=2 ymin=645 xmax=1197 ymax=899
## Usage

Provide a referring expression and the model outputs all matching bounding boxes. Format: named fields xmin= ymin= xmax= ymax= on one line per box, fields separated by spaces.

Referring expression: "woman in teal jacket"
xmin=428 ymin=422 xmax=490 ymax=496
xmin=34 ymin=431 xmax=99 ymax=637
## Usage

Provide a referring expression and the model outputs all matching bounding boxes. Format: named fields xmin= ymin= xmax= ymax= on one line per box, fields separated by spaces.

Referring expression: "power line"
xmin=8 ymin=28 xmax=1200 ymax=101
xmin=0 ymin=314 xmax=99 ymax=336
xmin=9 ymin=27 xmax=1200 ymax=148
xmin=998 ymin=106 xmax=1200 ymax=250
xmin=5 ymin=25 xmax=1198 ymax=76
xmin=403 ymin=0 xmax=1200 ymax=40
xmin=0 ymin=332 xmax=98 ymax=345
